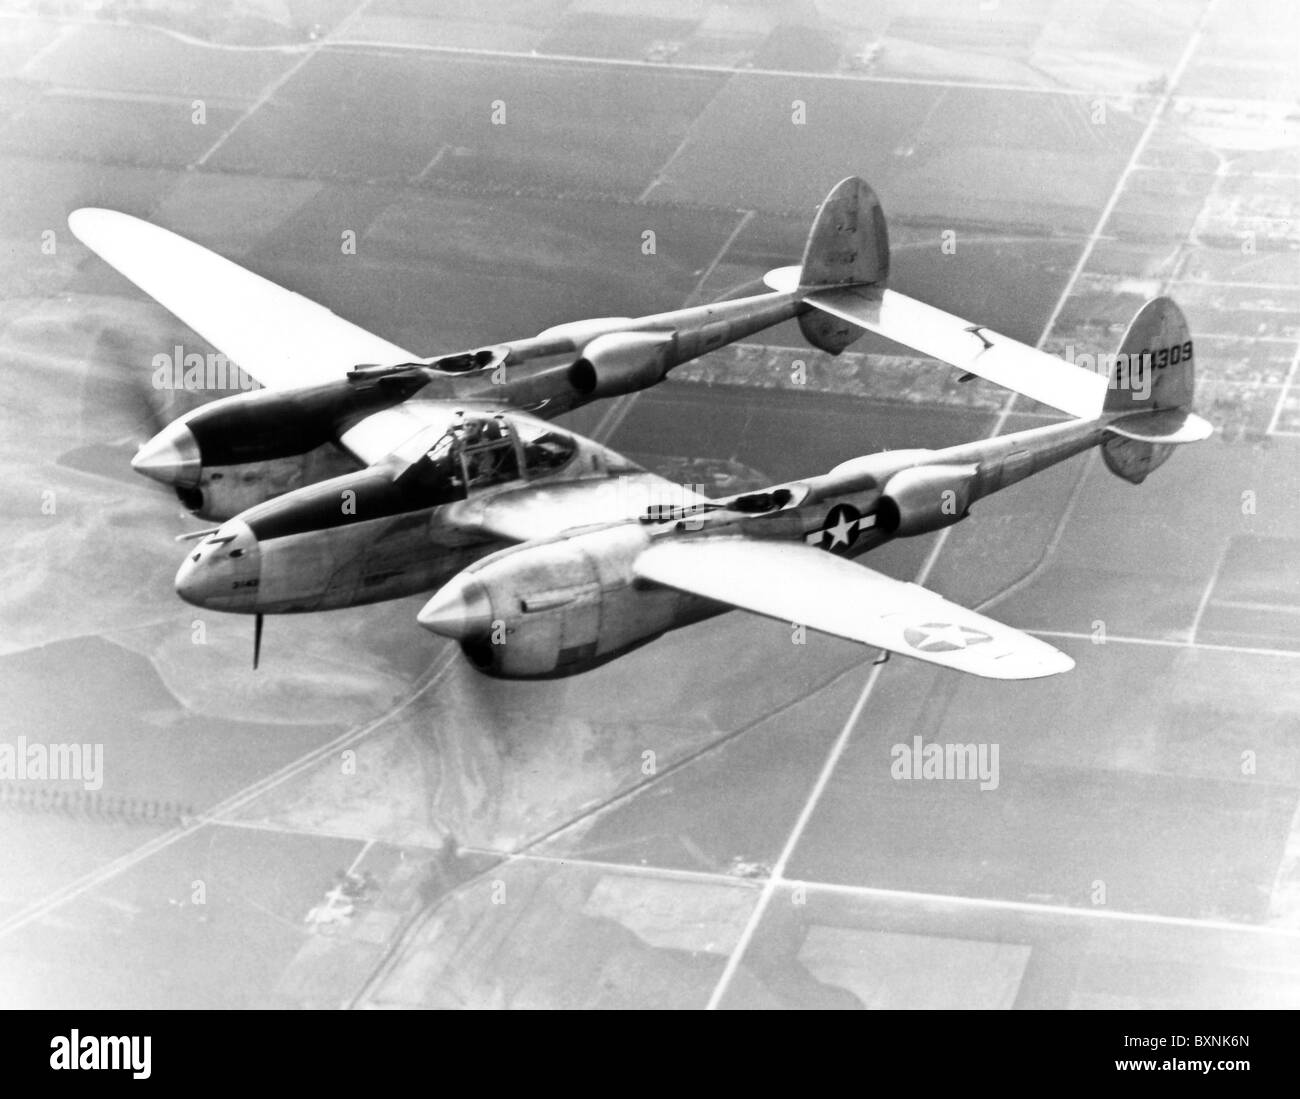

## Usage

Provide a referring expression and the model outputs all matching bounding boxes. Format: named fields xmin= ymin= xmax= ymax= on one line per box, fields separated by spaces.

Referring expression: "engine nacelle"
xmin=567 ymin=331 xmax=675 ymax=400
xmin=876 ymin=463 xmax=978 ymax=537
xmin=419 ymin=525 xmax=697 ymax=678
xmin=132 ymin=370 xmax=428 ymax=499
xmin=185 ymin=371 xmax=428 ymax=467
xmin=182 ymin=444 xmax=363 ymax=521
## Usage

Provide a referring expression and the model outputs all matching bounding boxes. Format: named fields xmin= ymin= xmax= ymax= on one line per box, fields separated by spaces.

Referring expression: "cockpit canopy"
xmin=392 ymin=411 xmax=578 ymax=505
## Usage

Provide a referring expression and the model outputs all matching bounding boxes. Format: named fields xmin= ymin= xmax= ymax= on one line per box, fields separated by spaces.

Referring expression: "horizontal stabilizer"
xmin=1104 ymin=408 xmax=1213 ymax=444
xmin=797 ymin=283 xmax=1109 ymax=420
xmin=634 ymin=537 xmax=1073 ymax=680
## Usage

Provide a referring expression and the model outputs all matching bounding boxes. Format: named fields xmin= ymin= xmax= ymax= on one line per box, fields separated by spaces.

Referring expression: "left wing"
xmin=70 ymin=207 xmax=714 ymax=535
xmin=634 ymin=537 xmax=1072 ymax=679
xmin=68 ymin=208 xmax=415 ymax=390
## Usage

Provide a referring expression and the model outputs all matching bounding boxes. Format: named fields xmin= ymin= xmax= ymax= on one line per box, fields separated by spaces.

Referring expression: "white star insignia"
xmin=911 ymin=623 xmax=974 ymax=650
xmin=905 ymin=623 xmax=992 ymax=652
xmin=826 ymin=513 xmax=857 ymax=549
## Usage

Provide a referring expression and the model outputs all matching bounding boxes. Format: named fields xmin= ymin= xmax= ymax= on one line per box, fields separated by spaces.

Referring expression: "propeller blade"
xmin=253 ymin=613 xmax=263 ymax=670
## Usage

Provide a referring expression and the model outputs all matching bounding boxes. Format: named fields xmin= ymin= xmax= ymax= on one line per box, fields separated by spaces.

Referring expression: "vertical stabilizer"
xmin=796 ymin=177 xmax=890 ymax=353
xmin=1102 ymin=297 xmax=1206 ymax=483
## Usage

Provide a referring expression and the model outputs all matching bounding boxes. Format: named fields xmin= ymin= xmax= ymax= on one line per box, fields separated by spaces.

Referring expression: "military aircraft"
xmin=71 ymin=178 xmax=1211 ymax=679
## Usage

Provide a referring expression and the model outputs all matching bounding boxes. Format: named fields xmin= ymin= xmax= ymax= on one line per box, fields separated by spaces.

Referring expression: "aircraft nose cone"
xmin=173 ymin=552 xmax=207 ymax=606
xmin=418 ymin=576 xmax=492 ymax=640
xmin=174 ymin=521 xmax=259 ymax=610
xmin=132 ymin=421 xmax=200 ymax=488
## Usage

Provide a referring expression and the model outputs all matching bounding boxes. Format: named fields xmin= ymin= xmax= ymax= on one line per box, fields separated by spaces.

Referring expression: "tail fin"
xmin=799 ymin=177 xmax=890 ymax=290
xmin=1102 ymin=297 xmax=1212 ymax=484
xmin=794 ymin=177 xmax=890 ymax=353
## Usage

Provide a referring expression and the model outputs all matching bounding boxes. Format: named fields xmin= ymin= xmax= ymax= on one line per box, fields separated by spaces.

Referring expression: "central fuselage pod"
xmin=172 ymin=408 xmax=665 ymax=615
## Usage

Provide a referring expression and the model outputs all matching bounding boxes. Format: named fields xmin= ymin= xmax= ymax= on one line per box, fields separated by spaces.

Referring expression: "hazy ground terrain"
xmin=0 ymin=0 xmax=1298 ymax=1008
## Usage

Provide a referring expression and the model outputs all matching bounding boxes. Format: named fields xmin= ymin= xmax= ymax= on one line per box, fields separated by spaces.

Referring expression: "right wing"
xmin=634 ymin=536 xmax=1073 ymax=679
xmin=68 ymin=208 xmax=416 ymax=391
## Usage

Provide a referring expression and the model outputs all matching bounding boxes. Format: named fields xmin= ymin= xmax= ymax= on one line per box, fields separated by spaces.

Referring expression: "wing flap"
xmin=804 ymin=285 xmax=1109 ymax=420
xmin=634 ymin=537 xmax=1073 ymax=679
xmin=68 ymin=208 xmax=415 ymax=391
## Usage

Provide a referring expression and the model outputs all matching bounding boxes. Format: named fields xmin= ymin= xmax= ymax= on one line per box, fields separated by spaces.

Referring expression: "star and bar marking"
xmin=902 ymin=622 xmax=993 ymax=652
xmin=805 ymin=503 xmax=875 ymax=555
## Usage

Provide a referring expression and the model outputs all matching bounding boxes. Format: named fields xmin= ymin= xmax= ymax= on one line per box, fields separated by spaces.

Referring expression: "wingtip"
xmin=1040 ymin=652 xmax=1076 ymax=678
xmin=67 ymin=206 xmax=131 ymax=244
xmin=978 ymin=642 xmax=1075 ymax=680
xmin=68 ymin=206 xmax=114 ymax=224
xmin=1025 ymin=646 xmax=1075 ymax=679
xmin=66 ymin=207 xmax=95 ymax=235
